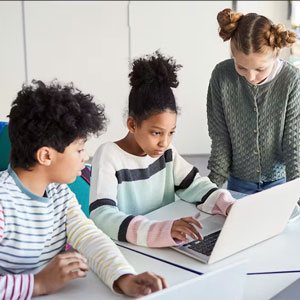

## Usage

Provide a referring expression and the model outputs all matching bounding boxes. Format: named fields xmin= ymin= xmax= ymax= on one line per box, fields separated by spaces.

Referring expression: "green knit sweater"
xmin=207 ymin=59 xmax=300 ymax=187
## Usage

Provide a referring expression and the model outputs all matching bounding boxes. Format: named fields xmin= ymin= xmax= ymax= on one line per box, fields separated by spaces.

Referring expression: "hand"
xmin=114 ymin=272 xmax=167 ymax=298
xmin=33 ymin=252 xmax=88 ymax=296
xmin=171 ymin=216 xmax=202 ymax=243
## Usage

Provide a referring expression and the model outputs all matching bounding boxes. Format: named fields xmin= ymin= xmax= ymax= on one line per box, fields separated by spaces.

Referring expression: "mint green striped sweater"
xmin=89 ymin=142 xmax=235 ymax=248
xmin=207 ymin=59 xmax=300 ymax=187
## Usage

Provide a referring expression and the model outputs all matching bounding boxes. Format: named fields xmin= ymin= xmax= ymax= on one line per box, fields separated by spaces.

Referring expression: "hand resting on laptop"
xmin=171 ymin=190 xmax=245 ymax=244
xmin=171 ymin=216 xmax=203 ymax=243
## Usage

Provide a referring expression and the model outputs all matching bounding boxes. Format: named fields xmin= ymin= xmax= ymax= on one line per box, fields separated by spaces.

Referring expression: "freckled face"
xmin=231 ymin=44 xmax=277 ymax=85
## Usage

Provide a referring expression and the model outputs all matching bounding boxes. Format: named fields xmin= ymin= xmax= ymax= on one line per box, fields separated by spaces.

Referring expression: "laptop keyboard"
xmin=184 ymin=230 xmax=221 ymax=256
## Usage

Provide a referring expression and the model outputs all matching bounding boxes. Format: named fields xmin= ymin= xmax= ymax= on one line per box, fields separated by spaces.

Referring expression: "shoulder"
xmin=212 ymin=59 xmax=236 ymax=76
xmin=167 ymin=144 xmax=181 ymax=160
xmin=280 ymin=61 xmax=300 ymax=85
xmin=0 ymin=169 xmax=12 ymax=184
xmin=93 ymin=141 xmax=120 ymax=160
xmin=281 ymin=61 xmax=300 ymax=76
xmin=0 ymin=170 xmax=17 ymax=194
xmin=210 ymin=59 xmax=238 ymax=85
xmin=161 ymin=145 xmax=174 ymax=163
xmin=167 ymin=144 xmax=176 ymax=154
xmin=274 ymin=61 xmax=300 ymax=99
xmin=91 ymin=141 xmax=132 ymax=176
xmin=215 ymin=58 xmax=235 ymax=70
xmin=47 ymin=182 xmax=73 ymax=201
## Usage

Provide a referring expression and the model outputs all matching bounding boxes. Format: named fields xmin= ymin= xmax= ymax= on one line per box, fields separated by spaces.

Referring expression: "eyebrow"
xmin=237 ymin=64 xmax=246 ymax=68
xmin=237 ymin=63 xmax=267 ymax=70
xmin=151 ymin=126 xmax=176 ymax=130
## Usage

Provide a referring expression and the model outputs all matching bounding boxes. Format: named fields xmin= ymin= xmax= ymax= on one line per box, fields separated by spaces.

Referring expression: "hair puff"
xmin=129 ymin=50 xmax=182 ymax=89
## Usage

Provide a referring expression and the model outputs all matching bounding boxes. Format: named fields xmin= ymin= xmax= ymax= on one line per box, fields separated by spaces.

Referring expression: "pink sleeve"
xmin=126 ymin=216 xmax=178 ymax=247
xmin=0 ymin=206 xmax=4 ymax=242
xmin=197 ymin=190 xmax=236 ymax=216
xmin=0 ymin=274 xmax=33 ymax=300
xmin=0 ymin=207 xmax=34 ymax=299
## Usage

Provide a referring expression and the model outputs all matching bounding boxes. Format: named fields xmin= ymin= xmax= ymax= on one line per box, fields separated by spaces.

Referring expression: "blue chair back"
xmin=68 ymin=166 xmax=91 ymax=217
xmin=0 ymin=123 xmax=10 ymax=171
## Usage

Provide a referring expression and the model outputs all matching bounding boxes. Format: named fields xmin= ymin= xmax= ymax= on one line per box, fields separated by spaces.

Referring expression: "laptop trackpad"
xmin=199 ymin=215 xmax=225 ymax=236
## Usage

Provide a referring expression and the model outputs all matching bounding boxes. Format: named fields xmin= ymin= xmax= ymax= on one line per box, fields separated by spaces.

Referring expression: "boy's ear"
xmin=127 ymin=116 xmax=137 ymax=133
xmin=36 ymin=147 xmax=53 ymax=166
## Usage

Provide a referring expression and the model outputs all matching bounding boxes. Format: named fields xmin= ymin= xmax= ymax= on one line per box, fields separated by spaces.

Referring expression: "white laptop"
xmin=141 ymin=259 xmax=247 ymax=300
xmin=270 ymin=277 xmax=300 ymax=299
xmin=172 ymin=178 xmax=300 ymax=264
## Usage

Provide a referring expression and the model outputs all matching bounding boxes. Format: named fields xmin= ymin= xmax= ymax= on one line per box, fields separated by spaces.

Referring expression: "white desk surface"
xmin=117 ymin=200 xmax=300 ymax=300
xmin=35 ymin=245 xmax=196 ymax=300
xmin=36 ymin=200 xmax=300 ymax=300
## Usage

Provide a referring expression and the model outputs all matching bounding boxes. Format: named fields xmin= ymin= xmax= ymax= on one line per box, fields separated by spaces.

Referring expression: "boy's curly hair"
xmin=8 ymin=80 xmax=106 ymax=170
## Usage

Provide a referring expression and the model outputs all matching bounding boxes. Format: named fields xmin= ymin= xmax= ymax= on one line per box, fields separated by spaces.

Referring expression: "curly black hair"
xmin=8 ymin=80 xmax=106 ymax=170
xmin=128 ymin=50 xmax=182 ymax=124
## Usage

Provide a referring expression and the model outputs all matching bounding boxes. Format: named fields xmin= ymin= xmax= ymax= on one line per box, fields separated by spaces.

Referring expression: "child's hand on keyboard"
xmin=171 ymin=217 xmax=203 ymax=243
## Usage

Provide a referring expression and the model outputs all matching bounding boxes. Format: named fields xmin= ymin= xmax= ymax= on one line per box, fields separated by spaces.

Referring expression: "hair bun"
xmin=129 ymin=50 xmax=182 ymax=89
xmin=217 ymin=8 xmax=243 ymax=41
xmin=266 ymin=24 xmax=297 ymax=49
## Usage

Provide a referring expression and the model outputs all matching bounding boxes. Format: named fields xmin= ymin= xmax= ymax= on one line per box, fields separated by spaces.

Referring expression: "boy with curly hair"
xmin=0 ymin=80 xmax=166 ymax=299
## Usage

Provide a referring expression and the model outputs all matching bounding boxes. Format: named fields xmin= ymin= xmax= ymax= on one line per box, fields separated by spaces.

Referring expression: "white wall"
xmin=0 ymin=1 xmax=25 ymax=121
xmin=237 ymin=1 xmax=289 ymax=23
xmin=23 ymin=1 xmax=130 ymax=157
xmin=0 ymin=1 xmax=292 ymax=156
xmin=130 ymin=1 xmax=231 ymax=154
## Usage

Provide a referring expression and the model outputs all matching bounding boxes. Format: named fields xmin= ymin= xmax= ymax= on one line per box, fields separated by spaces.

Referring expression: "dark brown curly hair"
xmin=8 ymin=80 xmax=106 ymax=170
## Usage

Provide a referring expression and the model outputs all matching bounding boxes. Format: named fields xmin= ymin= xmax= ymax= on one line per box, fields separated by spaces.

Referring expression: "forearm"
xmin=283 ymin=126 xmax=300 ymax=182
xmin=197 ymin=189 xmax=236 ymax=216
xmin=90 ymin=202 xmax=178 ymax=247
xmin=207 ymin=137 xmax=231 ymax=187
xmin=283 ymin=79 xmax=300 ymax=182
xmin=126 ymin=216 xmax=177 ymax=247
xmin=0 ymin=274 xmax=33 ymax=300
xmin=67 ymin=202 xmax=135 ymax=290
xmin=285 ymin=160 xmax=300 ymax=182
xmin=0 ymin=209 xmax=34 ymax=299
xmin=208 ymin=170 xmax=228 ymax=188
xmin=207 ymin=77 xmax=232 ymax=187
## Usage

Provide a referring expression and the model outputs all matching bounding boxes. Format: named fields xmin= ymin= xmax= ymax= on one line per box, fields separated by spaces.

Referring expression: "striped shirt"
xmin=90 ymin=142 xmax=234 ymax=248
xmin=0 ymin=167 xmax=135 ymax=300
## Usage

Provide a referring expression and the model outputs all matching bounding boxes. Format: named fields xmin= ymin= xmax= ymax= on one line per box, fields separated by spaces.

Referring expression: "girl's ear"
xmin=127 ymin=116 xmax=137 ymax=133
xmin=36 ymin=147 xmax=53 ymax=166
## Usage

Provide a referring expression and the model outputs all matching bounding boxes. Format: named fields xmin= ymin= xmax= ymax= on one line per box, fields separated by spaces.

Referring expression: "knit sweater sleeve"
xmin=65 ymin=192 xmax=136 ymax=292
xmin=207 ymin=65 xmax=232 ymax=187
xmin=172 ymin=146 xmax=235 ymax=216
xmin=89 ymin=143 xmax=177 ymax=248
xmin=283 ymin=77 xmax=300 ymax=181
xmin=0 ymin=205 xmax=34 ymax=300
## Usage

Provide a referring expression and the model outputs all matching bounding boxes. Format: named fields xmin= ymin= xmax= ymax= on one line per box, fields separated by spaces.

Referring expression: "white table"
xmin=116 ymin=200 xmax=300 ymax=300
xmin=36 ymin=200 xmax=300 ymax=300
xmin=35 ymin=245 xmax=196 ymax=300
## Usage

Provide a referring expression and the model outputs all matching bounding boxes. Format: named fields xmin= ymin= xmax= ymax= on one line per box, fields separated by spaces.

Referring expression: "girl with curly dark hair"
xmin=90 ymin=51 xmax=237 ymax=248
